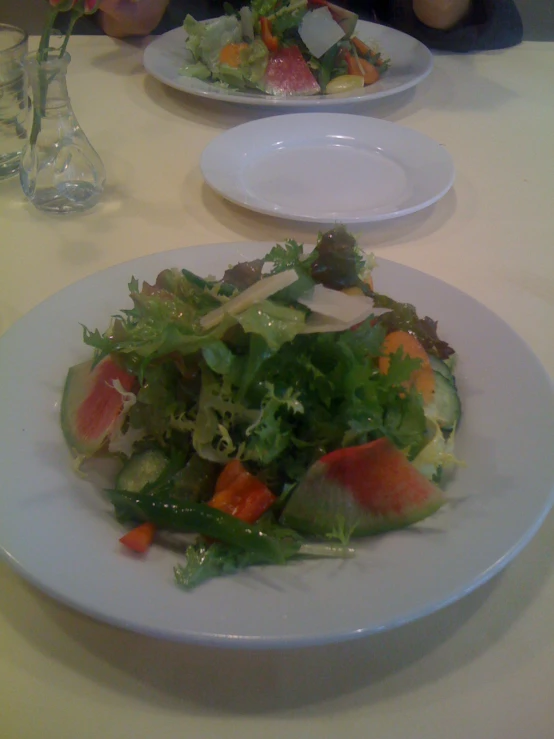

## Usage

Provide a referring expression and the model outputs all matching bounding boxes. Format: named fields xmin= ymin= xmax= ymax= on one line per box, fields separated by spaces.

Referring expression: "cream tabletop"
xmin=1 ymin=34 xmax=554 ymax=739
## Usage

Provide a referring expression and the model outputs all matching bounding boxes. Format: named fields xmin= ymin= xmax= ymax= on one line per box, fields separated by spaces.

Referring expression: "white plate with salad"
xmin=143 ymin=9 xmax=433 ymax=107
xmin=200 ymin=113 xmax=455 ymax=222
xmin=1 ymin=232 xmax=554 ymax=648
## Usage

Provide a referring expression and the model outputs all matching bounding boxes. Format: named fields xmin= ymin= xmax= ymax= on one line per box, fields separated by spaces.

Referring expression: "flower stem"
xmin=30 ymin=9 xmax=59 ymax=146
xmin=37 ymin=9 xmax=58 ymax=63
xmin=29 ymin=4 xmax=90 ymax=147
xmin=59 ymin=9 xmax=85 ymax=58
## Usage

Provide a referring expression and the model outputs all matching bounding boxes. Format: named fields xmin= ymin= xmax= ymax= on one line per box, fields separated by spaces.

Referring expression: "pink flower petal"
xmin=84 ymin=0 xmax=102 ymax=12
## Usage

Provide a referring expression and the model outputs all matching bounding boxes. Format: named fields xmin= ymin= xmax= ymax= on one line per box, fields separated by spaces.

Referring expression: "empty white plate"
xmin=200 ymin=113 xmax=455 ymax=223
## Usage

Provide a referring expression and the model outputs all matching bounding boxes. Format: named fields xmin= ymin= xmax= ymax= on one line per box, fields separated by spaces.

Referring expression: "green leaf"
xmin=234 ymin=299 xmax=306 ymax=352
xmin=202 ymin=340 xmax=235 ymax=375
xmin=250 ymin=0 xmax=280 ymax=20
xmin=174 ymin=540 xmax=278 ymax=589
xmin=372 ymin=292 xmax=455 ymax=359
xmin=317 ymin=44 xmax=340 ymax=91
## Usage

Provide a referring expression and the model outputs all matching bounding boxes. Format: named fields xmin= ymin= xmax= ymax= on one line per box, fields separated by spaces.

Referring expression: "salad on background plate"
xmin=142 ymin=13 xmax=433 ymax=106
xmin=181 ymin=0 xmax=390 ymax=96
xmin=61 ymin=226 xmax=462 ymax=590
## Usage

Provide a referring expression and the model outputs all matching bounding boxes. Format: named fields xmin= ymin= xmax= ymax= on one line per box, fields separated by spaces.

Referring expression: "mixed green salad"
xmin=180 ymin=0 xmax=390 ymax=96
xmin=61 ymin=227 xmax=461 ymax=589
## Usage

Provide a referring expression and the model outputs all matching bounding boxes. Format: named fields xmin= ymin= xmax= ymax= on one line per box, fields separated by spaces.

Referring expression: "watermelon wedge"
xmin=61 ymin=356 xmax=137 ymax=456
xmin=281 ymin=437 xmax=445 ymax=538
xmin=264 ymin=46 xmax=321 ymax=96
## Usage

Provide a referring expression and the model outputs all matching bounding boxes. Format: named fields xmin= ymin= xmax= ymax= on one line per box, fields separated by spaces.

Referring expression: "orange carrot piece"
xmin=219 ymin=43 xmax=249 ymax=68
xmin=260 ymin=17 xmax=279 ymax=52
xmin=344 ymin=51 xmax=380 ymax=85
xmin=351 ymin=36 xmax=372 ymax=56
xmin=358 ymin=57 xmax=380 ymax=84
xmin=378 ymin=330 xmax=435 ymax=404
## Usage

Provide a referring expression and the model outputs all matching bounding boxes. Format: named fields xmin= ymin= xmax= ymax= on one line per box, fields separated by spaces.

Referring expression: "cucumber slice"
xmin=425 ymin=372 xmax=461 ymax=431
xmin=115 ymin=450 xmax=220 ymax=501
xmin=428 ymin=355 xmax=455 ymax=385
xmin=116 ymin=450 xmax=169 ymax=493
xmin=172 ymin=454 xmax=220 ymax=503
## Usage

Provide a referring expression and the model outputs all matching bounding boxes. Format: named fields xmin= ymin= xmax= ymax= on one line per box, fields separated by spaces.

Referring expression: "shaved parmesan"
xmin=301 ymin=313 xmax=363 ymax=334
xmin=200 ymin=269 xmax=299 ymax=331
xmin=297 ymin=284 xmax=376 ymax=324
xmin=299 ymin=7 xmax=345 ymax=59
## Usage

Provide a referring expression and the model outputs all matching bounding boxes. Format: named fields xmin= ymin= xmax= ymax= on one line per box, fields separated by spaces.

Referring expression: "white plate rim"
xmin=200 ymin=113 xmax=455 ymax=223
xmin=1 ymin=242 xmax=554 ymax=649
xmin=142 ymin=20 xmax=434 ymax=107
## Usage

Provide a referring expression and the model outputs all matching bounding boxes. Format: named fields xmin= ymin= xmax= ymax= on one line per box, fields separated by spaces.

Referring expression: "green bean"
xmin=108 ymin=491 xmax=296 ymax=563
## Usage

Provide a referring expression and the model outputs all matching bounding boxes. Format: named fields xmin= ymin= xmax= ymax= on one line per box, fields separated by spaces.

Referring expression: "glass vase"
xmin=19 ymin=51 xmax=105 ymax=214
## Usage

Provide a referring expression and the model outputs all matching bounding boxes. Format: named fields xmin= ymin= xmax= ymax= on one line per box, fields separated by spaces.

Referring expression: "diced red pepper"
xmin=119 ymin=522 xmax=156 ymax=554
xmin=260 ymin=17 xmax=279 ymax=52
xmin=209 ymin=461 xmax=277 ymax=523
xmin=215 ymin=459 xmax=246 ymax=493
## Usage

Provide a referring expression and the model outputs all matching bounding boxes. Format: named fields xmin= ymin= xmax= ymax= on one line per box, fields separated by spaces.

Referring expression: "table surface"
xmin=1 ymin=34 xmax=554 ymax=739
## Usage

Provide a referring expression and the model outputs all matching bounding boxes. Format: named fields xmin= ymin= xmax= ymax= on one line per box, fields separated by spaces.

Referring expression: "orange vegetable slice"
xmin=119 ymin=522 xmax=156 ymax=554
xmin=379 ymin=330 xmax=435 ymax=404
xmin=215 ymin=459 xmax=246 ymax=493
xmin=219 ymin=43 xmax=249 ymax=68
xmin=210 ymin=461 xmax=277 ymax=523
xmin=344 ymin=51 xmax=380 ymax=85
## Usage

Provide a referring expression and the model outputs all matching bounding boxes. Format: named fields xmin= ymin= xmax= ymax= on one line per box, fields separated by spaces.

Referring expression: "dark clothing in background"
xmin=366 ymin=0 xmax=523 ymax=51
xmin=65 ymin=0 xmax=523 ymax=52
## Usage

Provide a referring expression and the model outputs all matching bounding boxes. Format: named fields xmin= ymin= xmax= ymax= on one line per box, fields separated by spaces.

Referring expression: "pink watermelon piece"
xmin=282 ymin=437 xmax=445 ymax=537
xmin=264 ymin=46 xmax=321 ymax=96
xmin=61 ymin=356 xmax=137 ymax=456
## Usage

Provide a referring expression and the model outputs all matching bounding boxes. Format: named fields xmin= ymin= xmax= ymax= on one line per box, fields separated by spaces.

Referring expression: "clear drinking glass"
xmin=0 ymin=24 xmax=28 ymax=180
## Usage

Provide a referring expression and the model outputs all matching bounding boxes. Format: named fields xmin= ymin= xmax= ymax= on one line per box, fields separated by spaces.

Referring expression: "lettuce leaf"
xmin=174 ymin=523 xmax=302 ymax=589
xmin=234 ymin=299 xmax=305 ymax=351
xmin=250 ymin=0 xmax=280 ymax=20
xmin=184 ymin=14 xmax=242 ymax=72
xmin=179 ymin=61 xmax=211 ymax=80
xmin=218 ymin=39 xmax=269 ymax=91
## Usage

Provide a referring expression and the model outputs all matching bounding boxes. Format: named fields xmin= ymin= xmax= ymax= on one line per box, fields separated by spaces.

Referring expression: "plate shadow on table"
xmin=192 ymin=179 xmax=459 ymax=249
xmin=88 ymin=37 xmax=517 ymax=131
xmin=139 ymin=75 xmax=428 ymax=131
xmin=2 ymin=509 xmax=553 ymax=716
xmin=137 ymin=54 xmax=516 ymax=132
